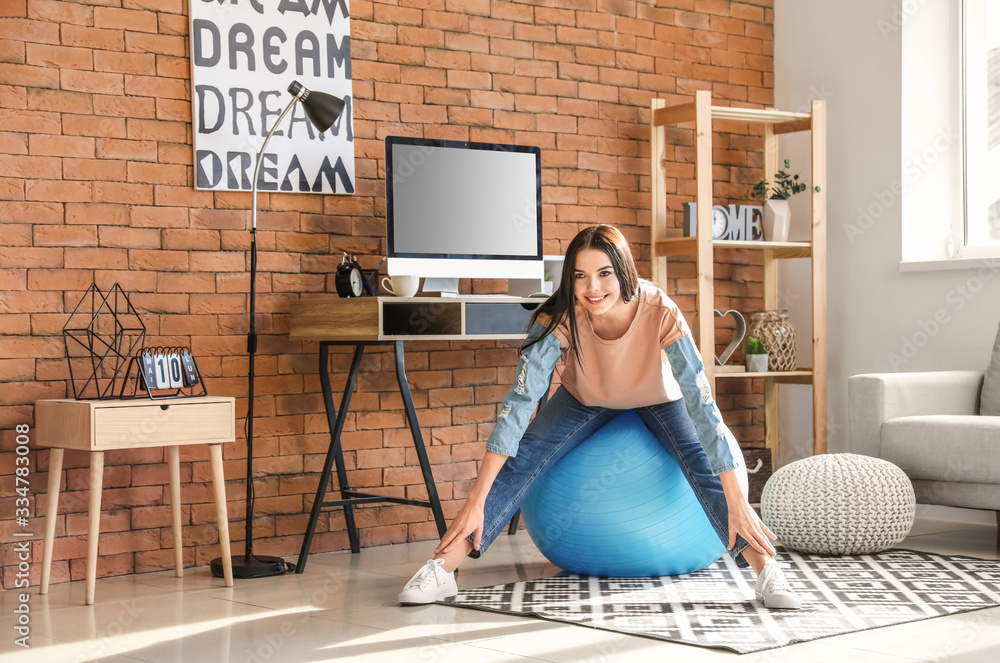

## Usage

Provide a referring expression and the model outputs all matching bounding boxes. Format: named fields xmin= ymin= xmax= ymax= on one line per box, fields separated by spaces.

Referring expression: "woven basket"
xmin=761 ymin=453 xmax=916 ymax=556
xmin=748 ymin=310 xmax=796 ymax=371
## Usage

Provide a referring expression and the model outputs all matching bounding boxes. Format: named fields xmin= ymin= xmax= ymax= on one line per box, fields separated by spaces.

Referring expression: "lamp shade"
xmin=287 ymin=80 xmax=344 ymax=133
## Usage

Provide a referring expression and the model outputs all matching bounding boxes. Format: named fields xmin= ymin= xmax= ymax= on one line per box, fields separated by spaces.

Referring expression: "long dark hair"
xmin=522 ymin=224 xmax=639 ymax=359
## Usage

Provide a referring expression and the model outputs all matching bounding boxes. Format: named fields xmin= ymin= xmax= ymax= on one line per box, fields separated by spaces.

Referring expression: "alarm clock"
xmin=335 ymin=257 xmax=366 ymax=298
xmin=712 ymin=206 xmax=730 ymax=239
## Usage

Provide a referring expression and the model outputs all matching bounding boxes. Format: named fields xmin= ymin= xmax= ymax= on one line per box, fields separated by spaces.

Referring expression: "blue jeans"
xmin=468 ymin=386 xmax=751 ymax=567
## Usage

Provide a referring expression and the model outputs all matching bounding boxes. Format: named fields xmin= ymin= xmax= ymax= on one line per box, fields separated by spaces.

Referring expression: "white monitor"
xmin=385 ymin=136 xmax=543 ymax=293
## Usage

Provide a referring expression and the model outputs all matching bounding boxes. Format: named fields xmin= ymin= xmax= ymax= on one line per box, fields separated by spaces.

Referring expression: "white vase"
xmin=763 ymin=199 xmax=791 ymax=242
xmin=746 ymin=353 xmax=768 ymax=373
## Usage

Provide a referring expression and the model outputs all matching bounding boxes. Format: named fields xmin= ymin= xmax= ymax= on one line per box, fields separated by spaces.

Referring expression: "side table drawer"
xmin=93 ymin=400 xmax=235 ymax=448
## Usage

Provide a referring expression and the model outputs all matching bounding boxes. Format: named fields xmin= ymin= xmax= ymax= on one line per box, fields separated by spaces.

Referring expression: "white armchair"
xmin=848 ymin=370 xmax=1000 ymax=539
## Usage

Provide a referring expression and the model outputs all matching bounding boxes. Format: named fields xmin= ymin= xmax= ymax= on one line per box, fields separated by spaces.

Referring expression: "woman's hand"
xmin=718 ymin=469 xmax=776 ymax=557
xmin=725 ymin=496 xmax=776 ymax=557
xmin=434 ymin=450 xmax=508 ymax=557
xmin=434 ymin=498 xmax=486 ymax=555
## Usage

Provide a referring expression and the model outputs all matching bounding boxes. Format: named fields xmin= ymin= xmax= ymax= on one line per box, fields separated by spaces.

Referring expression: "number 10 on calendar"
xmin=137 ymin=347 xmax=205 ymax=398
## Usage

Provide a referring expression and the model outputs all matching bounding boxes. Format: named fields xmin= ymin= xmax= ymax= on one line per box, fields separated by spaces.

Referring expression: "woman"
xmin=398 ymin=225 xmax=800 ymax=610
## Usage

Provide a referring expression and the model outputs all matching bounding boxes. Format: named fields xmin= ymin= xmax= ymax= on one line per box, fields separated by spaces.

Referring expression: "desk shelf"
xmin=291 ymin=296 xmax=541 ymax=342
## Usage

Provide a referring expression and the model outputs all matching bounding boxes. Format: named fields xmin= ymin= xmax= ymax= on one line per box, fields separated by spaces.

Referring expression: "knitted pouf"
xmin=761 ymin=453 xmax=916 ymax=556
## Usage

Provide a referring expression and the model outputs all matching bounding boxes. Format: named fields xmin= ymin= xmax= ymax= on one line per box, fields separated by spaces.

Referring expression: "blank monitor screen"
xmin=386 ymin=137 xmax=542 ymax=261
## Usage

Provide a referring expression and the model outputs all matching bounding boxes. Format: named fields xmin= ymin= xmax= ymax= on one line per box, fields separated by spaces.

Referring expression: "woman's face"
xmin=573 ymin=247 xmax=622 ymax=317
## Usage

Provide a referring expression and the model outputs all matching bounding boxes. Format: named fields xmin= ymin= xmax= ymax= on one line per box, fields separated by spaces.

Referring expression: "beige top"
xmin=552 ymin=281 xmax=689 ymax=409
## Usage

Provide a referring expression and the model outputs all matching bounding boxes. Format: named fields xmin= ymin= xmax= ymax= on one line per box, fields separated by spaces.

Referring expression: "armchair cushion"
xmin=849 ymin=371 xmax=983 ymax=458
xmin=882 ymin=415 xmax=1000 ymax=483
xmin=982 ymin=321 xmax=1000 ymax=415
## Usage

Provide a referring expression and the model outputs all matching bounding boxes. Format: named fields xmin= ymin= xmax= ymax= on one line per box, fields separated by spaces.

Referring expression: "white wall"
xmin=775 ymin=0 xmax=999 ymax=525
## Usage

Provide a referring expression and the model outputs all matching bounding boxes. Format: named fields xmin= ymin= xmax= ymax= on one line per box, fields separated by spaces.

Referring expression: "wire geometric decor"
xmin=62 ymin=283 xmax=146 ymax=400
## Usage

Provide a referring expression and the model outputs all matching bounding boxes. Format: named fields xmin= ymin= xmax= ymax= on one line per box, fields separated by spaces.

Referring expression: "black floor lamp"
xmin=211 ymin=80 xmax=345 ymax=579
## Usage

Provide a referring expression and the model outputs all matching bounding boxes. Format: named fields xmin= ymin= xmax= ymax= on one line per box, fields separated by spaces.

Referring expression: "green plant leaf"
xmin=749 ymin=160 xmax=809 ymax=201
xmin=745 ymin=336 xmax=766 ymax=354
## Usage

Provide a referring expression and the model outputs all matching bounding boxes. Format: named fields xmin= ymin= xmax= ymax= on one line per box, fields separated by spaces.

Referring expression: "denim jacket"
xmin=663 ymin=333 xmax=740 ymax=475
xmin=485 ymin=323 xmax=738 ymax=476
xmin=485 ymin=323 xmax=562 ymax=457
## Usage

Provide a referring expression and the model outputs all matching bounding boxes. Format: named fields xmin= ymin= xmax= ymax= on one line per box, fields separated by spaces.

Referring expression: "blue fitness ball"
xmin=521 ymin=411 xmax=727 ymax=577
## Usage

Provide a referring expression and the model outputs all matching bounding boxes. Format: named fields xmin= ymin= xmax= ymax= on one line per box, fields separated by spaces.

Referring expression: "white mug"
xmin=381 ymin=274 xmax=419 ymax=297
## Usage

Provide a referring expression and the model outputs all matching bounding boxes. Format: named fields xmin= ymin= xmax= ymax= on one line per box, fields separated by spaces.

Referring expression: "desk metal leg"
xmin=297 ymin=341 xmax=449 ymax=573
xmin=507 ymin=509 xmax=522 ymax=534
xmin=297 ymin=343 xmax=365 ymax=572
xmin=393 ymin=341 xmax=447 ymax=537
xmin=41 ymin=448 xmax=64 ymax=595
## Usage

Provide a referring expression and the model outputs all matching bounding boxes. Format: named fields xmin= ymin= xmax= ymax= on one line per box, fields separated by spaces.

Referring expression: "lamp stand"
xmin=209 ymin=80 xmax=343 ymax=580
xmin=210 ymin=222 xmax=286 ymax=579
xmin=210 ymin=90 xmax=308 ymax=580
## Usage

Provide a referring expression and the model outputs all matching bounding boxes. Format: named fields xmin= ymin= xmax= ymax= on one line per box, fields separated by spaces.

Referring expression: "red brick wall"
xmin=0 ymin=0 xmax=773 ymax=588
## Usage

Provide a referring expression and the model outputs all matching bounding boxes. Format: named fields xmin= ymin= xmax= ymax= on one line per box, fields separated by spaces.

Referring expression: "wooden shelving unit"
xmin=650 ymin=91 xmax=827 ymax=457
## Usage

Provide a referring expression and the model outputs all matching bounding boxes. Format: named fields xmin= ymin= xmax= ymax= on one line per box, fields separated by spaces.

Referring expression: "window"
xmin=900 ymin=0 xmax=1000 ymax=269
xmin=961 ymin=0 xmax=1000 ymax=255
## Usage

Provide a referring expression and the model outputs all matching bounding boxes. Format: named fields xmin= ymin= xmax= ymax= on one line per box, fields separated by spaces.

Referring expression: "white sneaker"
xmin=398 ymin=559 xmax=458 ymax=605
xmin=755 ymin=559 xmax=802 ymax=610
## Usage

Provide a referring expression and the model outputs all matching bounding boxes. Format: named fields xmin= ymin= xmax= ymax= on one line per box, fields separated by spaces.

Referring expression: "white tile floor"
xmin=3 ymin=518 xmax=999 ymax=662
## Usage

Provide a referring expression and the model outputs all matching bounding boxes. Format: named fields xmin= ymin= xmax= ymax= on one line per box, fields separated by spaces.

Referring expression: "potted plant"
xmin=745 ymin=336 xmax=768 ymax=373
xmin=542 ymin=268 xmax=554 ymax=294
xmin=746 ymin=159 xmax=821 ymax=242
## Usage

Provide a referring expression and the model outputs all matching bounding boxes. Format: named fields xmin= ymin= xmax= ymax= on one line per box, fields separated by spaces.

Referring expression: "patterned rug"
xmin=438 ymin=549 xmax=1000 ymax=654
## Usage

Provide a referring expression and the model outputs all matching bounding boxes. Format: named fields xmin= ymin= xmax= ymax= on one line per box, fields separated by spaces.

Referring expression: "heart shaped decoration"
xmin=714 ymin=309 xmax=746 ymax=366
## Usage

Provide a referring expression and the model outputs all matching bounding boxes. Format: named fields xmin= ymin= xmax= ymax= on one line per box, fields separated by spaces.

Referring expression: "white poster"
xmin=189 ymin=0 xmax=354 ymax=194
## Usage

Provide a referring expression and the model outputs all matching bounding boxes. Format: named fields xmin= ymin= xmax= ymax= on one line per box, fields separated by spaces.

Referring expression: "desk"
xmin=35 ymin=396 xmax=236 ymax=605
xmin=289 ymin=295 xmax=538 ymax=572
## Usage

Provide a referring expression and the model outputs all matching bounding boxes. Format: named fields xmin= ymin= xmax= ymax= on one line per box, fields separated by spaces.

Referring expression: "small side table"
xmin=35 ymin=396 xmax=236 ymax=605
